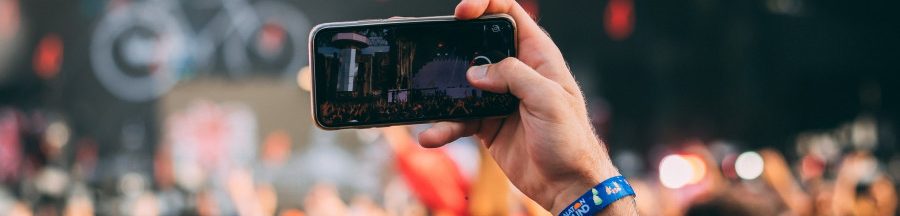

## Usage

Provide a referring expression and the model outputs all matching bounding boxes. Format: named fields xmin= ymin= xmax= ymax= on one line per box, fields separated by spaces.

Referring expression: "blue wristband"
xmin=558 ymin=176 xmax=635 ymax=216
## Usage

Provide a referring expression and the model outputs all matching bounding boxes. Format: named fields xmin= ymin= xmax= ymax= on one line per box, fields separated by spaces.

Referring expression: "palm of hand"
xmin=419 ymin=0 xmax=616 ymax=212
xmin=475 ymin=62 xmax=600 ymax=209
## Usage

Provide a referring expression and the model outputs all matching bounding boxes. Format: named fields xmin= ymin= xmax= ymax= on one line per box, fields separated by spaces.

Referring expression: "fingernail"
xmin=468 ymin=65 xmax=487 ymax=80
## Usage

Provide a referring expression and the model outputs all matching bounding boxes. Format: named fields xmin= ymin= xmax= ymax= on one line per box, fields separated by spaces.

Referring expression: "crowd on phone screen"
xmin=319 ymin=91 xmax=516 ymax=125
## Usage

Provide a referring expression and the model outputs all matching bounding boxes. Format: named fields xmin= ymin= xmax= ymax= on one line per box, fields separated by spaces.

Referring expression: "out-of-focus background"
xmin=1 ymin=0 xmax=898 ymax=215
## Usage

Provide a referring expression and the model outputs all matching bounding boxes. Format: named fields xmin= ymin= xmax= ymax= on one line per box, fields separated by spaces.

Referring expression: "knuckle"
xmin=493 ymin=58 xmax=521 ymax=72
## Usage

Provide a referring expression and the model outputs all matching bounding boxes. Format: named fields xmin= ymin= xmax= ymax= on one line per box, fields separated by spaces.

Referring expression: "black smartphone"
xmin=309 ymin=15 xmax=518 ymax=129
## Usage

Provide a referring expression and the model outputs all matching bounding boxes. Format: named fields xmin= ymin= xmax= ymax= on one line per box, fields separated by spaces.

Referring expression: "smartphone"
xmin=309 ymin=15 xmax=519 ymax=129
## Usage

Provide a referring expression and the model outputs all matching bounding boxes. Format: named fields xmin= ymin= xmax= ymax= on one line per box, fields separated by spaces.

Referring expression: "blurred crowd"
xmin=0 ymin=103 xmax=547 ymax=216
xmin=2 ymin=101 xmax=898 ymax=215
xmin=620 ymin=116 xmax=899 ymax=216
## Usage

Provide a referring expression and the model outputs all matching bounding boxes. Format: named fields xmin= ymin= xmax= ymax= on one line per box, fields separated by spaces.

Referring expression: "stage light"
xmin=735 ymin=151 xmax=764 ymax=180
xmin=34 ymin=34 xmax=64 ymax=79
xmin=45 ymin=121 xmax=70 ymax=150
xmin=683 ymin=155 xmax=707 ymax=184
xmin=604 ymin=0 xmax=634 ymax=41
xmin=659 ymin=154 xmax=693 ymax=189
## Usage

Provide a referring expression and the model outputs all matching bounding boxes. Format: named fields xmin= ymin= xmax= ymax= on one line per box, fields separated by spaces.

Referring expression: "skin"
xmin=417 ymin=0 xmax=637 ymax=215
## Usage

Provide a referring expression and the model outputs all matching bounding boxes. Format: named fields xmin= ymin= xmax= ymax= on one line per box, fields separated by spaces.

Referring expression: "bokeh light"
xmin=684 ymin=155 xmax=707 ymax=184
xmin=603 ymin=0 xmax=634 ymax=41
xmin=33 ymin=34 xmax=64 ymax=79
xmin=735 ymin=151 xmax=764 ymax=180
xmin=659 ymin=154 xmax=693 ymax=189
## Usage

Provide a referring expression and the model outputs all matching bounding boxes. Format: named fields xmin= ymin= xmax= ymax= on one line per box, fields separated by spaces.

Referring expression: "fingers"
xmin=418 ymin=121 xmax=480 ymax=148
xmin=454 ymin=0 xmax=541 ymax=43
xmin=454 ymin=0 xmax=531 ymax=38
xmin=454 ymin=0 xmax=489 ymax=20
xmin=484 ymin=0 xmax=514 ymax=14
xmin=468 ymin=58 xmax=565 ymax=115
xmin=455 ymin=0 xmax=514 ymax=19
xmin=454 ymin=0 xmax=550 ymax=50
xmin=455 ymin=0 xmax=579 ymax=96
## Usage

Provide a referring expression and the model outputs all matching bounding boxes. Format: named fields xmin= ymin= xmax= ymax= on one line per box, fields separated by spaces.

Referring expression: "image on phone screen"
xmin=312 ymin=17 xmax=518 ymax=128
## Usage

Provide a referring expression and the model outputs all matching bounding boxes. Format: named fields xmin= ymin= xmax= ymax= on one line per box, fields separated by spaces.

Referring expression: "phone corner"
xmin=307 ymin=23 xmax=330 ymax=48
xmin=312 ymin=117 xmax=339 ymax=131
xmin=308 ymin=23 xmax=328 ymax=38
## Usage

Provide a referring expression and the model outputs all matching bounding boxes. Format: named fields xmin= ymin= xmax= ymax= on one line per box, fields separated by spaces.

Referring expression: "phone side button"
xmin=355 ymin=19 xmax=382 ymax=24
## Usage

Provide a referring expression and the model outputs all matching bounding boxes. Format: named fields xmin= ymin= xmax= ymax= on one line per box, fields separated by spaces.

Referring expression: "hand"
xmin=417 ymin=0 xmax=629 ymax=214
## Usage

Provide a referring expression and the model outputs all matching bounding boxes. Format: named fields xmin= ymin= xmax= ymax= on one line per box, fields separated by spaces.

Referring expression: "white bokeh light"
xmin=659 ymin=155 xmax=693 ymax=189
xmin=735 ymin=151 xmax=764 ymax=180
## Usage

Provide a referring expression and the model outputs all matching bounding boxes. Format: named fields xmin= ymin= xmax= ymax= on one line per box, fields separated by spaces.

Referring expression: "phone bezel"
xmin=308 ymin=15 xmax=518 ymax=130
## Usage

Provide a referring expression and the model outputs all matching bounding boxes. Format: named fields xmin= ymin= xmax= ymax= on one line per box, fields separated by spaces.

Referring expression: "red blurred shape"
xmin=383 ymin=127 xmax=469 ymax=215
xmin=604 ymin=0 xmax=635 ymax=41
xmin=261 ymin=130 xmax=292 ymax=166
xmin=258 ymin=21 xmax=287 ymax=57
xmin=0 ymin=109 xmax=22 ymax=182
xmin=720 ymin=153 xmax=738 ymax=179
xmin=518 ymin=0 xmax=539 ymax=20
xmin=800 ymin=155 xmax=825 ymax=180
xmin=34 ymin=34 xmax=64 ymax=79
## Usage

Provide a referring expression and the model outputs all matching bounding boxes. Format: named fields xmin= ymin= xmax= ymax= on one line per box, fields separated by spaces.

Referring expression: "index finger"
xmin=454 ymin=0 xmax=544 ymax=47
xmin=454 ymin=0 xmax=579 ymax=95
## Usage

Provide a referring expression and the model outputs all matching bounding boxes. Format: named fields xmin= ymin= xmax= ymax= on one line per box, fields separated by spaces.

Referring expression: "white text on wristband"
xmin=559 ymin=176 xmax=635 ymax=216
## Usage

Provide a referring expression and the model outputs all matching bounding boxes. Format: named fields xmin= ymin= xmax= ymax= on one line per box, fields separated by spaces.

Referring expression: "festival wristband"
xmin=559 ymin=176 xmax=635 ymax=216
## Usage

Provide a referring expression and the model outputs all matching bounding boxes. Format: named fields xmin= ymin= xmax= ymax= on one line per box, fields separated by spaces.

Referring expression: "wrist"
xmin=549 ymin=156 xmax=621 ymax=215
xmin=550 ymin=178 xmax=600 ymax=215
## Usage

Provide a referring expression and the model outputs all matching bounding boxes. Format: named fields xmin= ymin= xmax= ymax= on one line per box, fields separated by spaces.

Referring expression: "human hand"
xmin=417 ymin=0 xmax=630 ymax=214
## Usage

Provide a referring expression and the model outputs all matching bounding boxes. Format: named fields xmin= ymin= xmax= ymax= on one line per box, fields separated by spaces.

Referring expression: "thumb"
xmin=467 ymin=57 xmax=566 ymax=117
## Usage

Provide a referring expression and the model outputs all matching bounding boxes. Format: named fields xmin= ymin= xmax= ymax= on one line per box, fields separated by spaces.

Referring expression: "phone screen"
xmin=312 ymin=17 xmax=518 ymax=128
